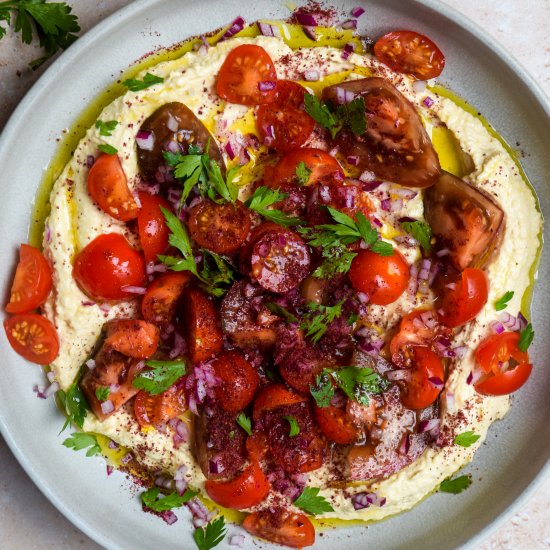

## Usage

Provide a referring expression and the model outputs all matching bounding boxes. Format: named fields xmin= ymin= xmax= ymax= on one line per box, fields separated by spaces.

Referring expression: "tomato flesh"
xmin=142 ymin=271 xmax=191 ymax=325
xmin=134 ymin=381 xmax=187 ymax=427
xmin=253 ymin=384 xmax=306 ymax=421
xmin=136 ymin=192 xmax=171 ymax=263
xmin=104 ymin=319 xmax=159 ymax=359
xmin=4 ymin=313 xmax=59 ymax=365
xmin=6 ymin=244 xmax=52 ymax=313
xmin=315 ymin=401 xmax=359 ymax=444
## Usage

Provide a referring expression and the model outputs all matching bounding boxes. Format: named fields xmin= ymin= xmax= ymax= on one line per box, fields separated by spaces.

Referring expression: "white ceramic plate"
xmin=0 ymin=1 xmax=549 ymax=549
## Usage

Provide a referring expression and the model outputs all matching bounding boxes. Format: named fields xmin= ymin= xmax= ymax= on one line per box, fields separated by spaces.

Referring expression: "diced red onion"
xmin=335 ymin=86 xmax=356 ymax=104
xmin=169 ymin=332 xmax=186 ymax=359
xmin=351 ymin=6 xmax=365 ymax=17
xmin=136 ymin=130 xmax=155 ymax=151
xmin=304 ymin=69 xmax=320 ymax=82
xmin=86 ymin=358 xmax=96 ymax=370
xmin=108 ymin=439 xmax=119 ymax=450
xmin=436 ymin=248 xmax=450 ymax=257
xmin=47 ymin=371 xmax=55 ymax=383
xmin=264 ymin=124 xmax=275 ymax=139
xmin=224 ymin=141 xmax=236 ymax=160
xmin=490 ymin=320 xmax=505 ymax=334
xmin=239 ymin=147 xmax=250 ymax=166
xmin=106 ymin=465 xmax=114 ymax=476
xmin=200 ymin=34 xmax=210 ymax=50
xmin=423 ymin=96 xmax=435 ymax=108
xmin=394 ymin=234 xmax=418 ymax=247
xmin=295 ymin=12 xmax=318 ymax=26
xmin=99 ymin=303 xmax=111 ymax=313
xmin=412 ymin=80 xmax=427 ymax=93
xmin=445 ymin=391 xmax=455 ymax=412
xmin=328 ymin=146 xmax=339 ymax=157
xmin=229 ymin=534 xmax=246 ymax=548
xmin=258 ymin=22 xmax=281 ymax=37
xmin=174 ymin=464 xmax=188 ymax=481
xmin=302 ymin=25 xmax=317 ymax=41
xmin=359 ymin=170 xmax=377 ymax=183
xmin=86 ymin=155 xmax=95 ymax=168
xmin=165 ymin=140 xmax=180 ymax=154
xmin=499 ymin=312 xmax=521 ymax=332
xmin=453 ymin=345 xmax=468 ymax=359
xmin=428 ymin=377 xmax=444 ymax=390
xmin=357 ymin=292 xmax=369 ymax=304
xmin=258 ymin=80 xmax=277 ymax=92
xmin=120 ymin=452 xmax=133 ymax=465
xmin=43 ymin=381 xmax=59 ymax=399
xmin=109 ymin=383 xmax=120 ymax=394
xmin=158 ymin=510 xmax=177 ymax=525
xmin=121 ymin=285 xmax=147 ymax=295
xmin=371 ymin=216 xmax=383 ymax=228
xmin=392 ymin=187 xmax=418 ymax=200
xmin=220 ymin=16 xmax=246 ymax=41
xmin=342 ymin=42 xmax=356 ymax=60
xmin=33 ymin=384 xmax=46 ymax=399
xmin=366 ymin=492 xmax=386 ymax=507
xmin=101 ymin=400 xmax=115 ymax=415
xmin=187 ymin=497 xmax=210 ymax=521
xmin=408 ymin=263 xmax=419 ymax=295
xmin=398 ymin=433 xmax=410 ymax=455
xmin=341 ymin=19 xmax=357 ymax=30
xmin=419 ymin=418 xmax=440 ymax=433
xmin=166 ymin=114 xmax=179 ymax=132
xmin=155 ymin=475 xmax=174 ymax=490
xmin=517 ymin=312 xmax=528 ymax=330
xmin=420 ymin=310 xmax=437 ymax=329
xmin=351 ymin=492 xmax=369 ymax=510
xmin=468 ymin=368 xmax=485 ymax=386
xmin=386 ymin=369 xmax=411 ymax=382
xmin=347 ymin=155 xmax=359 ymax=166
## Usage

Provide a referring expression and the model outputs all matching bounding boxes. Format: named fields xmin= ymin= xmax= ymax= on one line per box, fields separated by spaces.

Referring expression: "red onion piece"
xmin=121 ymin=285 xmax=147 ymax=295
xmin=120 ymin=452 xmax=133 ymax=465
xmin=341 ymin=19 xmax=357 ymax=30
xmin=295 ymin=12 xmax=318 ymax=26
xmin=200 ymin=34 xmax=210 ymax=50
xmin=136 ymin=130 xmax=155 ymax=151
xmin=108 ymin=439 xmax=119 ymax=450
xmin=101 ymin=399 xmax=115 ymax=415
xmin=85 ymin=358 xmax=96 ymax=370
xmin=258 ymin=22 xmax=281 ymax=37
xmin=230 ymin=534 xmax=246 ymax=548
xmin=258 ymin=80 xmax=276 ymax=92
xmin=351 ymin=6 xmax=365 ymax=17
xmin=398 ymin=433 xmax=410 ymax=455
xmin=445 ymin=391 xmax=455 ymax=412
xmin=491 ymin=320 xmax=505 ymax=334
xmin=386 ymin=369 xmax=411 ymax=382
xmin=304 ymin=69 xmax=320 ymax=82
xmin=351 ymin=492 xmax=369 ymax=510
xmin=418 ymin=418 xmax=440 ymax=433
xmin=436 ymin=248 xmax=450 ymax=257
xmin=106 ymin=465 xmax=114 ymax=476
xmin=392 ymin=187 xmax=418 ymax=200
xmin=347 ymin=155 xmax=359 ymax=166
xmin=302 ymin=25 xmax=317 ymax=41
xmin=342 ymin=42 xmax=356 ymax=60
xmin=224 ymin=141 xmax=236 ymax=160
xmin=86 ymin=155 xmax=95 ymax=168
xmin=220 ymin=16 xmax=246 ymax=41
xmin=428 ymin=377 xmax=444 ymax=390
xmin=423 ymin=96 xmax=435 ymax=108
xmin=166 ymin=114 xmax=178 ymax=132
xmin=160 ymin=510 xmax=178 ymax=525
xmin=335 ymin=86 xmax=356 ymax=104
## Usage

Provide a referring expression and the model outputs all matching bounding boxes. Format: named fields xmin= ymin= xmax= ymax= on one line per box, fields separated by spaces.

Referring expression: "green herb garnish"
xmin=94 ymin=386 xmax=110 ymax=402
xmin=295 ymin=161 xmax=312 ymax=185
xmin=401 ymin=220 xmax=432 ymax=253
xmin=123 ymin=72 xmax=164 ymax=91
xmin=265 ymin=302 xmax=299 ymax=324
xmin=293 ymin=487 xmax=335 ymax=515
xmin=518 ymin=323 xmax=534 ymax=352
xmin=439 ymin=475 xmax=472 ymax=494
xmin=283 ymin=415 xmax=300 ymax=437
xmin=236 ymin=412 xmax=252 ymax=436
xmin=132 ymin=360 xmax=186 ymax=395
xmin=193 ymin=516 xmax=227 ymax=550
xmin=95 ymin=120 xmax=118 ymax=137
xmin=310 ymin=371 xmax=335 ymax=408
xmin=199 ymin=250 xmax=235 ymax=298
xmin=300 ymin=300 xmax=344 ymax=344
xmin=244 ymin=186 xmax=302 ymax=227
xmin=141 ymin=487 xmax=198 ymax=512
xmin=57 ymin=367 xmax=89 ymax=431
xmin=62 ymin=432 xmax=101 ymax=457
xmin=97 ymin=143 xmax=118 ymax=155
xmin=494 ymin=291 xmax=514 ymax=311
xmin=453 ymin=431 xmax=481 ymax=448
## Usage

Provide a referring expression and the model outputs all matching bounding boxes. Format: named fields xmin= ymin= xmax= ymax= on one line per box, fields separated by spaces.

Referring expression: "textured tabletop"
xmin=0 ymin=0 xmax=549 ymax=548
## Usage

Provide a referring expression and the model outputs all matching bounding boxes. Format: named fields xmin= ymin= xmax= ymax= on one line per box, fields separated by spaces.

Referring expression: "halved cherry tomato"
xmin=211 ymin=350 xmax=260 ymax=413
xmin=188 ymin=200 xmax=251 ymax=255
xmin=136 ymin=193 xmax=171 ymax=263
xmin=142 ymin=271 xmax=191 ymax=324
xmin=73 ymin=233 xmax=146 ymax=301
xmin=474 ymin=332 xmax=533 ymax=396
xmin=246 ymin=432 xmax=269 ymax=462
xmin=315 ymin=400 xmax=359 ymax=444
xmin=104 ymin=319 xmax=159 ymax=359
xmin=4 ymin=313 xmax=59 ymax=365
xmin=6 ymin=244 xmax=52 ymax=313
xmin=257 ymin=80 xmax=315 ymax=152
xmin=205 ymin=462 xmax=270 ymax=509
xmin=253 ymin=384 xmax=306 ymax=421
xmin=399 ymin=346 xmax=444 ymax=410
xmin=349 ymin=249 xmax=409 ymax=306
xmin=374 ymin=30 xmax=445 ymax=80
xmin=437 ymin=268 xmax=488 ymax=328
xmin=243 ymin=509 xmax=315 ymax=548
xmin=134 ymin=380 xmax=187 ymax=427
xmin=87 ymin=154 xmax=138 ymax=222
xmin=216 ymin=44 xmax=277 ymax=106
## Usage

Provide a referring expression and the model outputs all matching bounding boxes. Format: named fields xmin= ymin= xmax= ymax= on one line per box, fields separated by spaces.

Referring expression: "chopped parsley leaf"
xmin=518 ymin=323 xmax=534 ymax=352
xmin=62 ymin=432 xmax=101 ymax=457
xmin=236 ymin=412 xmax=252 ymax=436
xmin=95 ymin=386 xmax=110 ymax=402
xmin=199 ymin=250 xmax=235 ymax=298
xmin=244 ymin=186 xmax=302 ymax=227
xmin=300 ymin=300 xmax=344 ymax=344
xmin=295 ymin=161 xmax=312 ymax=185
xmin=193 ymin=515 xmax=227 ymax=550
xmin=495 ymin=291 xmax=514 ymax=311
xmin=97 ymin=143 xmax=118 ymax=155
xmin=123 ymin=72 xmax=164 ymax=92
xmin=293 ymin=487 xmax=335 ymax=515
xmin=57 ymin=366 xmax=89 ymax=431
xmin=265 ymin=302 xmax=299 ymax=324
xmin=132 ymin=360 xmax=186 ymax=395
xmin=439 ymin=474 xmax=472 ymax=494
xmin=310 ymin=371 xmax=335 ymax=408
xmin=95 ymin=120 xmax=118 ymax=137
xmin=283 ymin=415 xmax=300 ymax=437
xmin=400 ymin=220 xmax=432 ymax=253
xmin=454 ymin=431 xmax=481 ymax=448
xmin=141 ymin=487 xmax=198 ymax=512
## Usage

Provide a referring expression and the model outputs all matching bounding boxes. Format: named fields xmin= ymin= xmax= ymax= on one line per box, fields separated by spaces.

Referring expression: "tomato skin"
xmin=374 ymin=30 xmax=445 ymax=80
xmin=87 ymin=154 xmax=138 ymax=222
xmin=216 ymin=44 xmax=277 ymax=106
xmin=136 ymin=193 xmax=171 ymax=263
xmin=253 ymin=384 xmax=307 ymax=421
xmin=349 ymin=249 xmax=409 ymax=306
xmin=104 ymin=319 xmax=159 ymax=359
xmin=6 ymin=244 xmax=52 ymax=313
xmin=142 ymin=271 xmax=191 ymax=324
xmin=73 ymin=233 xmax=146 ymax=302
xmin=256 ymin=80 xmax=315 ymax=152
xmin=4 ymin=313 xmax=59 ymax=365
xmin=315 ymin=401 xmax=359 ymax=444
xmin=243 ymin=509 xmax=315 ymax=548
xmin=399 ymin=346 xmax=444 ymax=410
xmin=474 ymin=332 xmax=533 ymax=396
xmin=134 ymin=380 xmax=187 ymax=427
xmin=438 ymin=268 xmax=488 ymax=328
xmin=211 ymin=350 xmax=260 ymax=413
xmin=205 ymin=462 xmax=271 ymax=509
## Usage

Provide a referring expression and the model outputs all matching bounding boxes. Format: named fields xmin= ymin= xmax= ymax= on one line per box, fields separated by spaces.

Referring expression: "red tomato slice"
xmin=314 ymin=401 xmax=359 ymax=444
xmin=349 ymin=249 xmax=409 ymax=306
xmin=256 ymin=80 xmax=315 ymax=152
xmin=134 ymin=381 xmax=187 ymax=427
xmin=216 ymin=44 xmax=277 ymax=106
xmin=87 ymin=154 xmax=138 ymax=222
xmin=474 ymin=332 xmax=533 ymax=396
xmin=205 ymin=462 xmax=271 ymax=509
xmin=6 ymin=244 xmax=52 ymax=314
xmin=104 ymin=319 xmax=159 ymax=359
xmin=243 ymin=509 xmax=315 ymax=548
xmin=399 ymin=346 xmax=444 ymax=410
xmin=141 ymin=271 xmax=192 ymax=325
xmin=4 ymin=313 xmax=59 ymax=365
xmin=374 ymin=30 xmax=445 ymax=80
xmin=253 ymin=384 xmax=306 ymax=421
xmin=188 ymin=200 xmax=251 ymax=255
xmin=137 ymin=192 xmax=171 ymax=263
xmin=437 ymin=268 xmax=488 ymax=328
xmin=73 ymin=233 xmax=146 ymax=301
xmin=211 ymin=350 xmax=260 ymax=413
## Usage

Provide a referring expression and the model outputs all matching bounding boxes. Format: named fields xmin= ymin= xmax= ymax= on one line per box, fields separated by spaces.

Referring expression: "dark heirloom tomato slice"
xmin=250 ymin=230 xmax=310 ymax=294
xmin=256 ymin=80 xmax=315 ymax=152
xmin=374 ymin=30 xmax=446 ymax=80
xmin=188 ymin=200 xmax=251 ymax=255
xmin=349 ymin=249 xmax=409 ymax=306
xmin=104 ymin=319 xmax=159 ymax=359
xmin=424 ymin=171 xmax=505 ymax=271
xmin=211 ymin=350 xmax=260 ymax=413
xmin=243 ymin=509 xmax=315 ymax=548
xmin=137 ymin=192 xmax=171 ymax=263
xmin=134 ymin=379 xmax=187 ymax=426
xmin=87 ymin=154 xmax=138 ymax=222
xmin=142 ymin=271 xmax=192 ymax=324
xmin=216 ymin=44 xmax=278 ymax=106
xmin=315 ymin=399 xmax=360 ymax=444
xmin=6 ymin=244 xmax=52 ymax=314
xmin=178 ymin=286 xmax=223 ymax=364
xmin=137 ymin=102 xmax=224 ymax=183
xmin=4 ymin=313 xmax=59 ymax=365
xmin=205 ymin=462 xmax=271 ymax=509
xmin=322 ymin=78 xmax=441 ymax=188
xmin=73 ymin=233 xmax=146 ymax=302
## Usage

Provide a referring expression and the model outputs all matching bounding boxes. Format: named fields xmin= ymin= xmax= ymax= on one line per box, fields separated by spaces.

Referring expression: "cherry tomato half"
xmin=216 ymin=44 xmax=278 ymax=106
xmin=73 ymin=233 xmax=146 ymax=301
xmin=315 ymin=400 xmax=360 ymax=444
xmin=134 ymin=381 xmax=187 ymax=427
xmin=137 ymin=192 xmax=171 ymax=263
xmin=374 ymin=30 xmax=445 ymax=80
xmin=253 ymin=384 xmax=306 ymax=421
xmin=349 ymin=249 xmax=409 ymax=306
xmin=6 ymin=244 xmax=52 ymax=314
xmin=4 ymin=313 xmax=59 ymax=365
xmin=142 ymin=271 xmax=192 ymax=325
xmin=104 ymin=319 xmax=159 ymax=359
xmin=474 ymin=332 xmax=533 ymax=396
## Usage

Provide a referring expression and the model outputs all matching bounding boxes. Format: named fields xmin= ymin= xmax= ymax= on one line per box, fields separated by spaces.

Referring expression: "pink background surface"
xmin=0 ymin=1 xmax=548 ymax=548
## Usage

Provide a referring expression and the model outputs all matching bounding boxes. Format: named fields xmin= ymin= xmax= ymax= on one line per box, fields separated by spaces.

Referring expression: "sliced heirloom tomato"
xmin=137 ymin=192 xmax=171 ymax=263
xmin=315 ymin=399 xmax=360 ymax=445
xmin=216 ymin=44 xmax=278 ymax=106
xmin=104 ymin=319 xmax=159 ymax=359
xmin=4 ymin=313 xmax=59 ymax=365
xmin=6 ymin=244 xmax=52 ymax=313
xmin=437 ymin=268 xmax=488 ymax=328
xmin=257 ymin=80 xmax=315 ymax=152
xmin=349 ymin=249 xmax=409 ymax=306
xmin=87 ymin=154 xmax=138 ymax=221
xmin=142 ymin=271 xmax=192 ymax=324
xmin=474 ymin=332 xmax=533 ymax=396
xmin=188 ymin=200 xmax=251 ymax=255
xmin=134 ymin=380 xmax=187 ymax=426
xmin=73 ymin=233 xmax=146 ymax=301
xmin=205 ymin=462 xmax=271 ymax=509
xmin=374 ymin=30 xmax=446 ymax=80
xmin=243 ymin=508 xmax=315 ymax=548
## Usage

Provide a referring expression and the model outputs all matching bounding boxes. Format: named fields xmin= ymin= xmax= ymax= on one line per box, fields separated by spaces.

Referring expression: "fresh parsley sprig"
xmin=123 ymin=72 xmax=164 ymax=92
xmin=95 ymin=120 xmax=118 ymax=137
xmin=283 ymin=415 xmax=300 ymax=437
xmin=199 ymin=250 xmax=235 ymax=298
xmin=293 ymin=487 xmax=334 ymax=515
xmin=494 ymin=291 xmax=514 ymax=311
xmin=453 ymin=431 xmax=480 ymax=448
xmin=141 ymin=487 xmax=198 ymax=512
xmin=439 ymin=474 xmax=472 ymax=494
xmin=236 ymin=412 xmax=252 ymax=436
xmin=0 ymin=0 xmax=80 ymax=69
xmin=132 ymin=360 xmax=186 ymax=395
xmin=57 ymin=366 xmax=89 ymax=431
xmin=295 ymin=161 xmax=312 ymax=185
xmin=244 ymin=186 xmax=302 ymax=227
xmin=95 ymin=386 xmax=110 ymax=402
xmin=98 ymin=143 xmax=118 ymax=155
xmin=62 ymin=432 xmax=101 ymax=457
xmin=311 ymin=244 xmax=357 ymax=279
xmin=518 ymin=323 xmax=534 ymax=352
xmin=193 ymin=515 xmax=227 ymax=550
xmin=300 ymin=300 xmax=344 ymax=344
xmin=401 ymin=220 xmax=432 ymax=253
